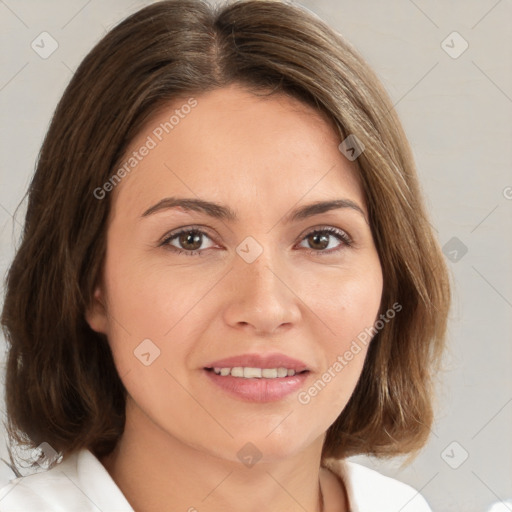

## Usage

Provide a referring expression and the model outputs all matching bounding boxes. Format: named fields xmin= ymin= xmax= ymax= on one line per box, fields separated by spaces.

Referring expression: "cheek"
xmin=297 ymin=259 xmax=382 ymax=408
xmin=306 ymin=259 xmax=383 ymax=345
xmin=99 ymin=246 xmax=214 ymax=397
xmin=102 ymin=245 xmax=185 ymax=336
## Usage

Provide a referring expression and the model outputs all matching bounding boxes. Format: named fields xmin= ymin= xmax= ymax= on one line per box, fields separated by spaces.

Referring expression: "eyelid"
xmin=296 ymin=224 xmax=353 ymax=245
xmin=159 ymin=223 xmax=354 ymax=257
xmin=158 ymin=223 xmax=217 ymax=244
xmin=160 ymin=223 xmax=353 ymax=241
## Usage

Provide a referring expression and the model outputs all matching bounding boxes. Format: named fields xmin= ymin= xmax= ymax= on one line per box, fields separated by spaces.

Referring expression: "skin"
xmin=86 ymin=83 xmax=383 ymax=512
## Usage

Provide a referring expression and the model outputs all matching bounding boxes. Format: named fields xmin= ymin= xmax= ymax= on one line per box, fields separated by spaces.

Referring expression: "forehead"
xmin=110 ymin=85 xmax=365 ymax=218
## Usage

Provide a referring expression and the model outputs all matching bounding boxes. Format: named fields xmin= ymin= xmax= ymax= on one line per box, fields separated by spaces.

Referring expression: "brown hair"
xmin=1 ymin=0 xmax=450 ymax=471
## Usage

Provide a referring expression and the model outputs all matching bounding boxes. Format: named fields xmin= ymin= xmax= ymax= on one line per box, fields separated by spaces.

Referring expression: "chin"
xmin=222 ymin=432 xmax=321 ymax=466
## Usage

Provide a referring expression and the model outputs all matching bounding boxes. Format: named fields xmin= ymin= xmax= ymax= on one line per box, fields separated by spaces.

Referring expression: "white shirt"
xmin=0 ymin=448 xmax=433 ymax=511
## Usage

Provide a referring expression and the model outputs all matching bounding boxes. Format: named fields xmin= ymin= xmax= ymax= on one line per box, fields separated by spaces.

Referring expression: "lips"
xmin=202 ymin=352 xmax=312 ymax=402
xmin=204 ymin=353 xmax=309 ymax=373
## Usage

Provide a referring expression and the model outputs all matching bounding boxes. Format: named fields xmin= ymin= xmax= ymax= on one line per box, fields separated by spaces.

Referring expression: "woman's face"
xmin=87 ymin=84 xmax=383 ymax=463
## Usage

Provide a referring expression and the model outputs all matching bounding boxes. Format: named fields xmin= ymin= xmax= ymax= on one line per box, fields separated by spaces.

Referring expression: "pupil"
xmin=181 ymin=231 xmax=201 ymax=250
xmin=311 ymin=233 xmax=328 ymax=250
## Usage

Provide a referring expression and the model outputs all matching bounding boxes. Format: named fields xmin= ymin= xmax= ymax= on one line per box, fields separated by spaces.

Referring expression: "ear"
xmin=85 ymin=285 xmax=109 ymax=335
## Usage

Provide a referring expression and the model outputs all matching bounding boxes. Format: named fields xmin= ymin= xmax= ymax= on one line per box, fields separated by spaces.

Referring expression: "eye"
xmin=297 ymin=226 xmax=352 ymax=256
xmin=160 ymin=225 xmax=352 ymax=256
xmin=160 ymin=226 xmax=216 ymax=256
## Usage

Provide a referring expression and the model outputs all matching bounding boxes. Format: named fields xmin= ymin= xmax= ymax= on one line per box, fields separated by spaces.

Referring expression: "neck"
xmin=99 ymin=397 xmax=343 ymax=512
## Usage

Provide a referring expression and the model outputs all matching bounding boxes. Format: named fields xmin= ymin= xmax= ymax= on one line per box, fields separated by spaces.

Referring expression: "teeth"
xmin=212 ymin=367 xmax=298 ymax=378
xmin=244 ymin=367 xmax=262 ymax=378
xmin=231 ymin=367 xmax=244 ymax=377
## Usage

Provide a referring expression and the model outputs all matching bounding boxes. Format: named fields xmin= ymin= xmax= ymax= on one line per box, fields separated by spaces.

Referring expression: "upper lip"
xmin=204 ymin=353 xmax=309 ymax=372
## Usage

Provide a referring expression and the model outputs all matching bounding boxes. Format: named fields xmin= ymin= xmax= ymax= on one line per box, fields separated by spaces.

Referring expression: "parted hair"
xmin=1 ymin=0 xmax=450 ymax=471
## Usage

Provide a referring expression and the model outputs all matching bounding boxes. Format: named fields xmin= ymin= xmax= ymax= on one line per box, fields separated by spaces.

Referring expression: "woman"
xmin=0 ymin=0 xmax=451 ymax=510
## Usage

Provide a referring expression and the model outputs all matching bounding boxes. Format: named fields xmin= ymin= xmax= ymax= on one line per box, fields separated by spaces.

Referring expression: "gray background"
xmin=1 ymin=1 xmax=511 ymax=511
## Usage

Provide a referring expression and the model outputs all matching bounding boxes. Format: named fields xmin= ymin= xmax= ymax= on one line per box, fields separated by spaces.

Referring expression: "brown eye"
xmin=161 ymin=228 xmax=216 ymax=256
xmin=306 ymin=232 xmax=330 ymax=250
xmin=177 ymin=231 xmax=203 ymax=251
xmin=298 ymin=227 xmax=352 ymax=255
xmin=160 ymin=225 xmax=352 ymax=257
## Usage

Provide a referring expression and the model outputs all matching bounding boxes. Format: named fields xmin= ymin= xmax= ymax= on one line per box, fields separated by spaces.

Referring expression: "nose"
xmin=222 ymin=244 xmax=301 ymax=336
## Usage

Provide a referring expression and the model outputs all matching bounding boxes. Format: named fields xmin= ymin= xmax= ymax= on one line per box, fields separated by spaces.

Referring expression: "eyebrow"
xmin=141 ymin=196 xmax=367 ymax=224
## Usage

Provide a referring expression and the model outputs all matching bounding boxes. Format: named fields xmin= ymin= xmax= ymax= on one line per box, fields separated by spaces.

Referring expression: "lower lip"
xmin=203 ymin=369 xmax=310 ymax=403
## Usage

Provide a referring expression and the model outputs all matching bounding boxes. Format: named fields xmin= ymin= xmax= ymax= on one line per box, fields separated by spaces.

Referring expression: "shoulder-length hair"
xmin=1 ymin=0 xmax=450 ymax=470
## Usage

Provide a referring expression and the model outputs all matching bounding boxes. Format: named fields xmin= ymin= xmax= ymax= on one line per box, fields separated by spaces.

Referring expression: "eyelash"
xmin=159 ymin=225 xmax=353 ymax=257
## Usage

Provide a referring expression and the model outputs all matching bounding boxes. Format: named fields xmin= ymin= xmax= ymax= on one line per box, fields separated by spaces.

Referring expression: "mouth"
xmin=204 ymin=367 xmax=310 ymax=379
xmin=204 ymin=352 xmax=310 ymax=374
xmin=203 ymin=367 xmax=310 ymax=402
xmin=202 ymin=353 xmax=311 ymax=402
